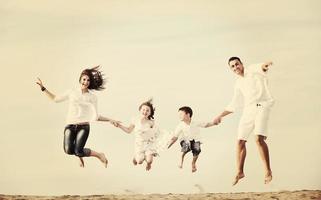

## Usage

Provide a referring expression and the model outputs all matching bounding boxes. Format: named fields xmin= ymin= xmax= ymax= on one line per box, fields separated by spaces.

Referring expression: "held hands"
xmin=110 ymin=120 xmax=121 ymax=127
xmin=213 ymin=116 xmax=222 ymax=125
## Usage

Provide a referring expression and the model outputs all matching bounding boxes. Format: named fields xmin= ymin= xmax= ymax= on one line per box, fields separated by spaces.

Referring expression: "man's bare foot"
xmin=265 ymin=171 xmax=272 ymax=184
xmin=146 ymin=162 xmax=152 ymax=171
xmin=192 ymin=165 xmax=197 ymax=173
xmin=79 ymin=157 xmax=85 ymax=168
xmin=232 ymin=173 xmax=245 ymax=186
xmin=99 ymin=153 xmax=108 ymax=168
xmin=132 ymin=158 xmax=138 ymax=165
xmin=178 ymin=164 xmax=183 ymax=169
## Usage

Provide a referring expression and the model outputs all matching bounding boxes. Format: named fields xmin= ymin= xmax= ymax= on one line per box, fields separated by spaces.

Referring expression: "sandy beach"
xmin=1 ymin=190 xmax=320 ymax=200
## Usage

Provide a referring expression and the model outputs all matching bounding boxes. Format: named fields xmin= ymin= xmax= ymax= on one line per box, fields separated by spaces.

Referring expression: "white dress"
xmin=131 ymin=117 xmax=159 ymax=160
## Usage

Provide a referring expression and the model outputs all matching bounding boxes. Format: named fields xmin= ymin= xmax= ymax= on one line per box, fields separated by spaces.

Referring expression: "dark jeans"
xmin=63 ymin=124 xmax=91 ymax=157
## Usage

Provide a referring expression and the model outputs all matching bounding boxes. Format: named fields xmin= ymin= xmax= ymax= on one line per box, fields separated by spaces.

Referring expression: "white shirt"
xmin=173 ymin=121 xmax=207 ymax=142
xmin=54 ymin=88 xmax=100 ymax=124
xmin=131 ymin=116 xmax=157 ymax=143
xmin=225 ymin=63 xmax=275 ymax=112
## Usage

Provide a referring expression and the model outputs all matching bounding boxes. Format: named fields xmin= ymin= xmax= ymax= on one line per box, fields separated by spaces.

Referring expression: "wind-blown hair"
xmin=79 ymin=66 xmax=105 ymax=91
xmin=139 ymin=98 xmax=155 ymax=120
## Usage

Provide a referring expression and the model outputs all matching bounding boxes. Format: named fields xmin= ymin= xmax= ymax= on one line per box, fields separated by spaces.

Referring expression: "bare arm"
xmin=213 ymin=110 xmax=233 ymax=125
xmin=167 ymin=137 xmax=178 ymax=149
xmin=202 ymin=121 xmax=217 ymax=128
xmin=262 ymin=61 xmax=273 ymax=72
xmin=97 ymin=116 xmax=121 ymax=125
xmin=36 ymin=78 xmax=56 ymax=101
xmin=117 ymin=123 xmax=135 ymax=134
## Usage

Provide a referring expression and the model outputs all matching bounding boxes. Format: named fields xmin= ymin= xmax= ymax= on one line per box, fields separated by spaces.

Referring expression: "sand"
xmin=0 ymin=190 xmax=320 ymax=200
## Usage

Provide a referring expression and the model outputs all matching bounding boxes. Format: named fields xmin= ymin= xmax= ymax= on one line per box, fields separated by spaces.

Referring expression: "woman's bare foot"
xmin=232 ymin=172 xmax=245 ymax=186
xmin=192 ymin=165 xmax=197 ymax=173
xmin=132 ymin=158 xmax=138 ymax=165
xmin=78 ymin=157 xmax=85 ymax=168
xmin=264 ymin=171 xmax=272 ymax=184
xmin=99 ymin=153 xmax=108 ymax=168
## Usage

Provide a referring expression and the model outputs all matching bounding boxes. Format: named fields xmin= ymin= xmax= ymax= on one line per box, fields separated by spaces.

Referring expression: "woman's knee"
xmin=64 ymin=145 xmax=74 ymax=155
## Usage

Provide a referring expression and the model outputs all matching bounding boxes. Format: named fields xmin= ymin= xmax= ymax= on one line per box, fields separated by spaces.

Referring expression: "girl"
xmin=115 ymin=99 xmax=159 ymax=171
xmin=36 ymin=66 xmax=119 ymax=168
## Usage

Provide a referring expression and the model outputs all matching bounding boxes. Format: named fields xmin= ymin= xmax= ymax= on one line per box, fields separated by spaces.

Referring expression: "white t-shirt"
xmin=54 ymin=88 xmax=100 ymax=125
xmin=225 ymin=63 xmax=275 ymax=112
xmin=173 ymin=121 xmax=207 ymax=142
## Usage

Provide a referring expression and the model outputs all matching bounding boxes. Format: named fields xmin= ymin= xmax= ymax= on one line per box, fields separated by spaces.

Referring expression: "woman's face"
xmin=140 ymin=105 xmax=151 ymax=119
xmin=80 ymin=75 xmax=90 ymax=90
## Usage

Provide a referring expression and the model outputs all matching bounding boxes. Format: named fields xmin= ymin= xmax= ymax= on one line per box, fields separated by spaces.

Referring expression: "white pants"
xmin=237 ymin=104 xmax=272 ymax=140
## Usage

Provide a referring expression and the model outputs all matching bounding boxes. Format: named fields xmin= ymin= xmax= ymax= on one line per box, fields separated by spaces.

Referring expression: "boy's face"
xmin=229 ymin=59 xmax=244 ymax=76
xmin=178 ymin=110 xmax=189 ymax=121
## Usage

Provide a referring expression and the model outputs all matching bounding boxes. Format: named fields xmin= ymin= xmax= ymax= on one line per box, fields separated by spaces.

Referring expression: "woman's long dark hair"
xmin=139 ymin=98 xmax=155 ymax=120
xmin=79 ymin=66 xmax=105 ymax=91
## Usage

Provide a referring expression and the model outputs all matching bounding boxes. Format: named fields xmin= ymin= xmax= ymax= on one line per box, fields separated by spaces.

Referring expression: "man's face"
xmin=229 ymin=59 xmax=244 ymax=76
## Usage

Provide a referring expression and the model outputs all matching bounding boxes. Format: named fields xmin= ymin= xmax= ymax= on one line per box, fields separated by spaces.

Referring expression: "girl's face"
xmin=140 ymin=105 xmax=151 ymax=119
xmin=80 ymin=75 xmax=90 ymax=90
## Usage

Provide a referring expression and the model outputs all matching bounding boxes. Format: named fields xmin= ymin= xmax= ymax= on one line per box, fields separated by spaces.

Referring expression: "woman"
xmin=36 ymin=66 xmax=119 ymax=168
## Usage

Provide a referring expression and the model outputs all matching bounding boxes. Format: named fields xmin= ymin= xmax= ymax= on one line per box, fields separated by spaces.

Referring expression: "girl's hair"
xmin=79 ymin=66 xmax=105 ymax=91
xmin=139 ymin=98 xmax=155 ymax=120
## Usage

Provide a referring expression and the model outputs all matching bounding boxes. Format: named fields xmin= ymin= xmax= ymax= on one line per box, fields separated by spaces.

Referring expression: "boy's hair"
xmin=228 ymin=57 xmax=242 ymax=65
xmin=178 ymin=106 xmax=193 ymax=118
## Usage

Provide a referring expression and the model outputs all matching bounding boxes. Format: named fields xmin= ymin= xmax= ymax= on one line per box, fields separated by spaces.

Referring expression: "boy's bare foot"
xmin=264 ymin=171 xmax=272 ymax=184
xmin=146 ymin=162 xmax=152 ymax=171
xmin=132 ymin=158 xmax=138 ymax=165
xmin=232 ymin=172 xmax=245 ymax=186
xmin=79 ymin=157 xmax=85 ymax=168
xmin=192 ymin=165 xmax=197 ymax=173
xmin=99 ymin=153 xmax=108 ymax=168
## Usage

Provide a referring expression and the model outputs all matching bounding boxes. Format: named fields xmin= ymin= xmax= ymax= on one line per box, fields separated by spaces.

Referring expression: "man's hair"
xmin=178 ymin=106 xmax=193 ymax=118
xmin=228 ymin=57 xmax=242 ymax=65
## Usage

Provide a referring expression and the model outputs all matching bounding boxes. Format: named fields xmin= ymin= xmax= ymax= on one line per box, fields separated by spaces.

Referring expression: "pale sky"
xmin=0 ymin=0 xmax=320 ymax=195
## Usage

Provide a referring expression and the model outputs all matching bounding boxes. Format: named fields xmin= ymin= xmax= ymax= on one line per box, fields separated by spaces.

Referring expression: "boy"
xmin=168 ymin=106 xmax=216 ymax=172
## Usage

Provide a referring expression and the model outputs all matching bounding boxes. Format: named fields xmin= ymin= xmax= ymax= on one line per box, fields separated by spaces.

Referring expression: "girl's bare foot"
xmin=264 ymin=171 xmax=272 ymax=184
xmin=99 ymin=153 xmax=108 ymax=168
xmin=132 ymin=158 xmax=138 ymax=165
xmin=192 ymin=165 xmax=197 ymax=173
xmin=146 ymin=162 xmax=152 ymax=171
xmin=232 ymin=172 xmax=245 ymax=186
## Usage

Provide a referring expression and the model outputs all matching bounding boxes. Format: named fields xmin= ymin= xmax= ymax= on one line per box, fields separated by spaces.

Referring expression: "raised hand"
xmin=36 ymin=77 xmax=44 ymax=87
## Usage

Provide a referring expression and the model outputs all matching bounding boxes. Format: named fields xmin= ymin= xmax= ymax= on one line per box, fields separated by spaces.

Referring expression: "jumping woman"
xmin=36 ymin=66 xmax=119 ymax=168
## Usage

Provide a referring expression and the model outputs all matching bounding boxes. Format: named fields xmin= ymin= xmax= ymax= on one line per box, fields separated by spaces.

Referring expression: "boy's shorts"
xmin=180 ymin=140 xmax=201 ymax=156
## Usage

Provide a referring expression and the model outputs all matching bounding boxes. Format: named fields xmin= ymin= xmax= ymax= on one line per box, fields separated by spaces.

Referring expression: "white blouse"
xmin=54 ymin=88 xmax=100 ymax=125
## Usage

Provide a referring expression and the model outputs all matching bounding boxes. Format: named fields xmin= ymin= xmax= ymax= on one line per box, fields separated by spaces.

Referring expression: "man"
xmin=213 ymin=57 xmax=274 ymax=185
